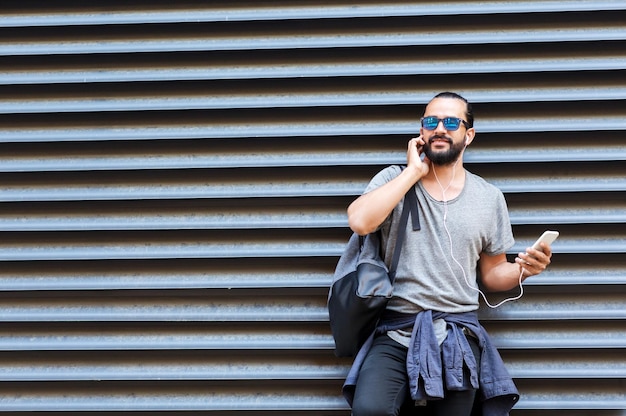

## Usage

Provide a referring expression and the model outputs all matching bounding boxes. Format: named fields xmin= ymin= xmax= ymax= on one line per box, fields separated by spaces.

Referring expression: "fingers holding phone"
xmin=516 ymin=230 xmax=558 ymax=277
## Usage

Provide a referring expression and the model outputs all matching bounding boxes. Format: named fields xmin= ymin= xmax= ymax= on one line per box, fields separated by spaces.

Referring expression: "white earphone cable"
xmin=432 ymin=163 xmax=524 ymax=309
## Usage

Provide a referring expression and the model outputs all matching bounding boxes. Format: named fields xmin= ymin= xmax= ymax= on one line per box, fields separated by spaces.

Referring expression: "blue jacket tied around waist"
xmin=342 ymin=310 xmax=520 ymax=416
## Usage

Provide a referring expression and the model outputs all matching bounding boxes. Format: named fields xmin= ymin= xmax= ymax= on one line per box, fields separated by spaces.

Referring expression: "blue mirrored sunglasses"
xmin=421 ymin=116 xmax=470 ymax=131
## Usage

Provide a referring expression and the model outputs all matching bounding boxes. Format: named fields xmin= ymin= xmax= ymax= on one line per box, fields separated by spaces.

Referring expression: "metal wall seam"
xmin=2 ymin=0 xmax=626 ymax=27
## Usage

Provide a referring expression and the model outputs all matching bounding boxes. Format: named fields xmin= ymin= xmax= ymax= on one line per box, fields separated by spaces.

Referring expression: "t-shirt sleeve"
xmin=363 ymin=165 xmax=403 ymax=194
xmin=483 ymin=191 xmax=515 ymax=256
xmin=362 ymin=165 xmax=404 ymax=232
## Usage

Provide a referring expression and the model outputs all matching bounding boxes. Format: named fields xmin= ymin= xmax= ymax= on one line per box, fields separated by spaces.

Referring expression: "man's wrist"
xmin=402 ymin=164 xmax=424 ymax=183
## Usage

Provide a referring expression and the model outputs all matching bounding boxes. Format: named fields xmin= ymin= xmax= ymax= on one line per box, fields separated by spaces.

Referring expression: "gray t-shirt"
xmin=364 ymin=165 xmax=515 ymax=316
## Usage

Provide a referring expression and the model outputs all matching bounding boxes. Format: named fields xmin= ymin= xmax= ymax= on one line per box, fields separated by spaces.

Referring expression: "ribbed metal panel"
xmin=0 ymin=1 xmax=624 ymax=414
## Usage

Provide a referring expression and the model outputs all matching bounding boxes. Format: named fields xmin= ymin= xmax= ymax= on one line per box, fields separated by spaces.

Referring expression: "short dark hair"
xmin=430 ymin=91 xmax=474 ymax=128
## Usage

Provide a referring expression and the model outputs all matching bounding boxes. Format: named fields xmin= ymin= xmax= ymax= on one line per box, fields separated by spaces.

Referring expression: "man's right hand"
xmin=407 ymin=136 xmax=430 ymax=180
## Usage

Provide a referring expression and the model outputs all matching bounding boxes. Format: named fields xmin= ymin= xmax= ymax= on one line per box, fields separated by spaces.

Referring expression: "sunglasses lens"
xmin=443 ymin=118 xmax=460 ymax=130
xmin=422 ymin=117 xmax=439 ymax=130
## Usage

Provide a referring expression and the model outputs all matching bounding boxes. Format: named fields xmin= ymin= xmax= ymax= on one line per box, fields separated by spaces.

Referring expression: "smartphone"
xmin=531 ymin=230 xmax=559 ymax=250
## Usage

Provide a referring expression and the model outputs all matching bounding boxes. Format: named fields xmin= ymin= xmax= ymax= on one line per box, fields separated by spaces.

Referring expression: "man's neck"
xmin=422 ymin=161 xmax=466 ymax=201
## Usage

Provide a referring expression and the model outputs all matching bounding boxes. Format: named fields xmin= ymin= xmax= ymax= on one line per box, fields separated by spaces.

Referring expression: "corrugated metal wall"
xmin=0 ymin=1 xmax=624 ymax=414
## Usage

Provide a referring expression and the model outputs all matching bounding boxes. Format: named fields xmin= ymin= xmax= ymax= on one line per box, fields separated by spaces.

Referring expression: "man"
xmin=344 ymin=92 xmax=552 ymax=415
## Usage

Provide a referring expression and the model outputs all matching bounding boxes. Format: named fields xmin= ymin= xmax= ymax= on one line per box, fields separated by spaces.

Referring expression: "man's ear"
xmin=464 ymin=128 xmax=476 ymax=146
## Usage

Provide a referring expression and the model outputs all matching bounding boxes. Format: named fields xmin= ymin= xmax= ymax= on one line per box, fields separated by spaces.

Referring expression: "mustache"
xmin=428 ymin=135 xmax=452 ymax=144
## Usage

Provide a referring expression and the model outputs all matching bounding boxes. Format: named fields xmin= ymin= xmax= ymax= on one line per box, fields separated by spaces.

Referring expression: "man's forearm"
xmin=347 ymin=167 xmax=421 ymax=235
xmin=481 ymin=260 xmax=525 ymax=292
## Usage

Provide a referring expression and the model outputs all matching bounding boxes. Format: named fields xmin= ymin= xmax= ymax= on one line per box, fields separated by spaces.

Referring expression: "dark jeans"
xmin=351 ymin=333 xmax=481 ymax=416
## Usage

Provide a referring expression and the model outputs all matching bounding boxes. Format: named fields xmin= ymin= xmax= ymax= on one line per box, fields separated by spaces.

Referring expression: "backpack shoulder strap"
xmin=389 ymin=186 xmax=419 ymax=279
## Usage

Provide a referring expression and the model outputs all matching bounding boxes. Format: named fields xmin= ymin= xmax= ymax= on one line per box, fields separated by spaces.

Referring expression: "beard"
xmin=423 ymin=136 xmax=466 ymax=165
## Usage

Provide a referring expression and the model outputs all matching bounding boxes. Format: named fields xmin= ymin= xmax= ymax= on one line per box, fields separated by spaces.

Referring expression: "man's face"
xmin=420 ymin=98 xmax=473 ymax=166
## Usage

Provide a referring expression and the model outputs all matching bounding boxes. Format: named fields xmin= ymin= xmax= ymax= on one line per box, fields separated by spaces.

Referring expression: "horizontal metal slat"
xmin=490 ymin=176 xmax=626 ymax=194
xmin=503 ymin=350 xmax=626 ymax=379
xmin=0 ymin=252 xmax=623 ymax=291
xmin=0 ymin=131 xmax=624 ymax=174
xmin=1 ymin=115 xmax=626 ymax=142
xmin=0 ymin=350 xmax=622 ymax=381
xmin=0 ymin=270 xmax=619 ymax=293
xmin=479 ymin=289 xmax=626 ymax=321
xmin=0 ymin=144 xmax=623 ymax=171
xmin=2 ymin=53 xmax=625 ymax=85
xmin=0 ymin=322 xmax=623 ymax=352
xmin=0 ymin=207 xmax=347 ymax=231
xmin=0 ymin=241 xmax=341 ymax=262
xmin=0 ymin=147 xmax=401 ymax=171
xmin=2 ymin=22 xmax=625 ymax=56
xmin=0 ymin=171 xmax=623 ymax=202
xmin=0 ymin=384 xmax=349 ymax=412
xmin=2 ymin=1 xmax=626 ymax=27
xmin=510 ymin=207 xmax=626 ymax=225
xmin=0 ymin=288 xmax=623 ymax=322
xmin=0 ymin=192 xmax=621 ymax=231
xmin=0 ymin=206 xmax=347 ymax=231
xmin=0 ymin=254 xmax=339 ymax=291
xmin=0 ymin=323 xmax=335 ymax=351
xmin=516 ymin=380 xmax=626 ymax=410
xmin=1 ymin=85 xmax=626 ymax=115
xmin=486 ymin=321 xmax=626 ymax=349
xmin=0 ymin=229 xmax=623 ymax=261
xmin=0 ymin=381 xmax=623 ymax=412
xmin=0 ymin=271 xmax=334 ymax=291
xmin=0 ymin=266 xmax=622 ymax=292
xmin=0 ymin=353 xmax=348 ymax=382
xmin=0 ymin=292 xmax=332 ymax=323
xmin=0 ymin=203 xmax=623 ymax=232
xmin=517 ymin=265 xmax=626 ymax=286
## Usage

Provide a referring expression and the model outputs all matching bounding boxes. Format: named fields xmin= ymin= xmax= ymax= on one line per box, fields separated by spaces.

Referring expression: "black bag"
xmin=328 ymin=188 xmax=419 ymax=357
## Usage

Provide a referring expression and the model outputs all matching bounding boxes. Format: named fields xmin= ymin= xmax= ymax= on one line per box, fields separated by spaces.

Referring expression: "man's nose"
xmin=434 ymin=119 xmax=447 ymax=132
